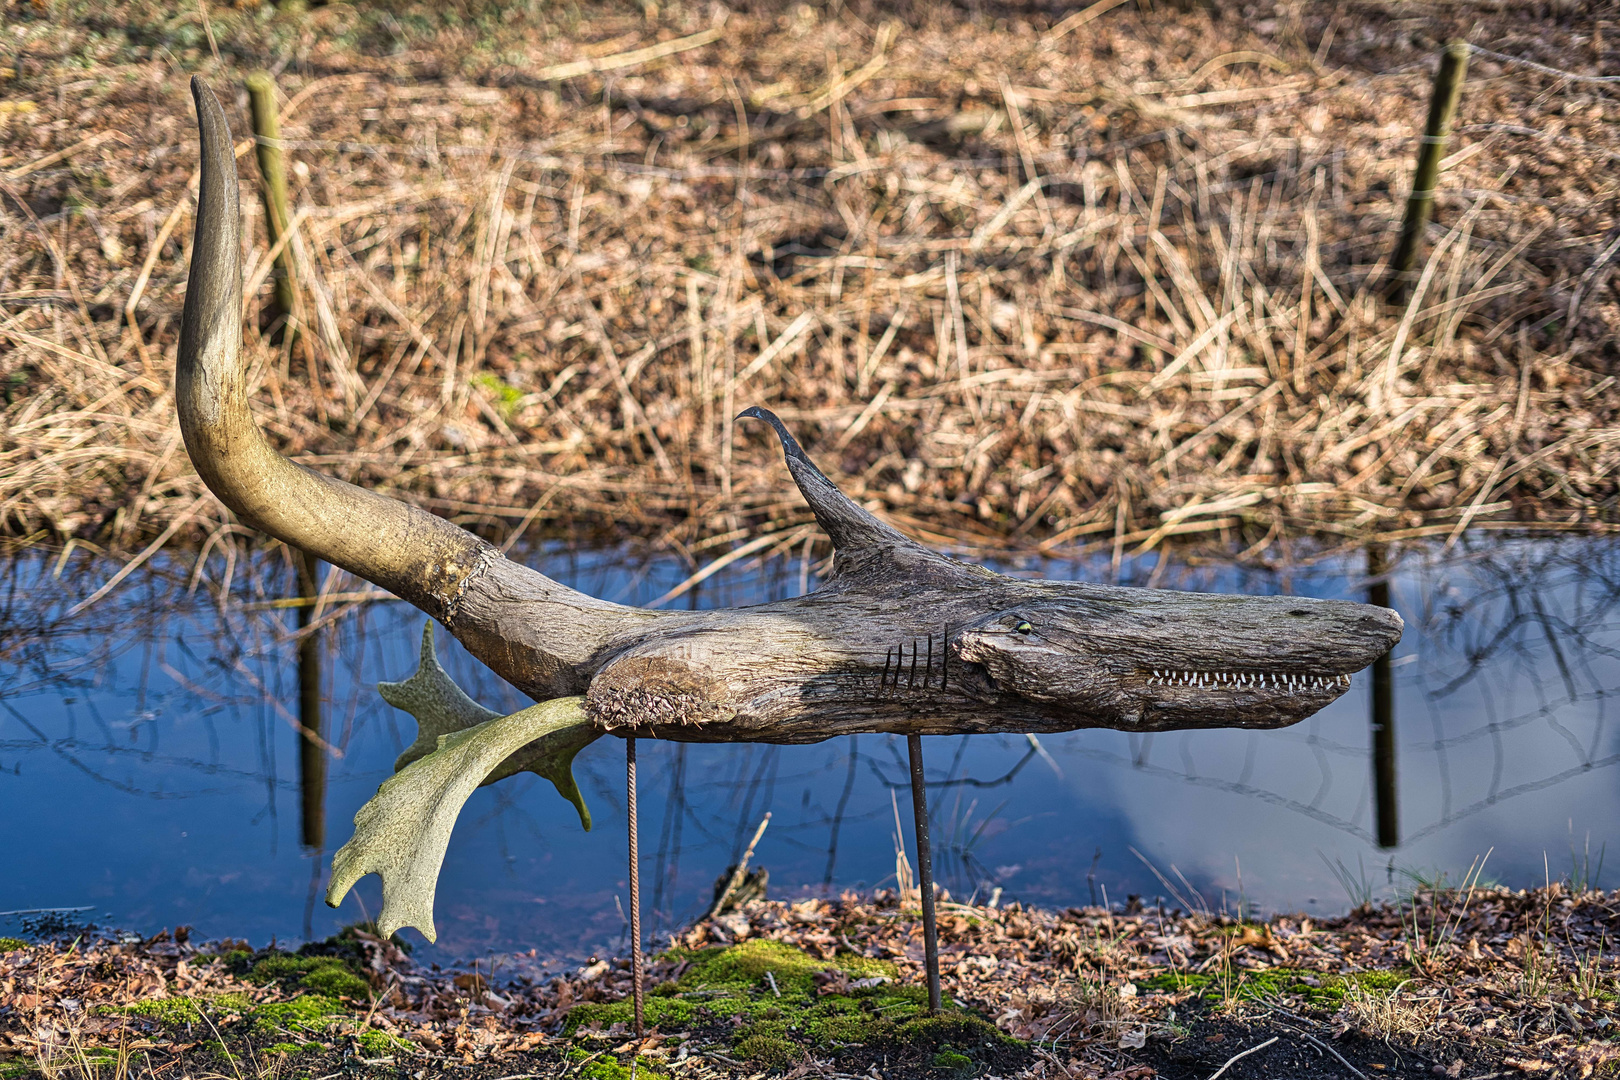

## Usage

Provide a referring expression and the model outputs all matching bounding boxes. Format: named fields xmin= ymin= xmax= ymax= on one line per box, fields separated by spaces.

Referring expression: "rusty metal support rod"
xmin=906 ymin=733 xmax=942 ymax=1014
xmin=628 ymin=736 xmax=645 ymax=1036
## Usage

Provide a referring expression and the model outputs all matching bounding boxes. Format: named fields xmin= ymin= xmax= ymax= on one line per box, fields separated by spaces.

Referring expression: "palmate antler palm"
xmin=175 ymin=78 xmax=1402 ymax=1016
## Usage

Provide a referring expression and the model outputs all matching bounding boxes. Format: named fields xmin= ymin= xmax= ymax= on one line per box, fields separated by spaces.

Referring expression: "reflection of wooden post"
xmin=1387 ymin=42 xmax=1468 ymax=300
xmin=906 ymin=734 xmax=942 ymax=1014
xmin=245 ymin=71 xmax=297 ymax=338
xmin=1366 ymin=545 xmax=1398 ymax=849
xmin=295 ymin=549 xmax=326 ymax=851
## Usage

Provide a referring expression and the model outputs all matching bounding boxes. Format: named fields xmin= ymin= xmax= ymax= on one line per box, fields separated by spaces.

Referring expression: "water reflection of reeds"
xmin=1067 ymin=539 xmax=1620 ymax=864
xmin=2 ymin=536 xmax=1617 ymax=958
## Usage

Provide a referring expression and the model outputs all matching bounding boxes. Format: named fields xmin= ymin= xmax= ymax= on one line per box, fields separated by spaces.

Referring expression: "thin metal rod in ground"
xmin=627 ymin=736 xmax=644 ymax=1037
xmin=906 ymin=733 xmax=942 ymax=1014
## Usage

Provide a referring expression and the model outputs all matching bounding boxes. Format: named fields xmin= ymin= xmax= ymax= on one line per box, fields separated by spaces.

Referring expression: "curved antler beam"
xmin=178 ymin=78 xmax=648 ymax=699
xmin=180 ymin=78 xmax=489 ymax=624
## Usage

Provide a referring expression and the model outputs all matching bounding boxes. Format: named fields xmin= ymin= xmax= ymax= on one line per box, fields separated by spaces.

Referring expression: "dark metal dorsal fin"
xmin=738 ymin=407 xmax=917 ymax=557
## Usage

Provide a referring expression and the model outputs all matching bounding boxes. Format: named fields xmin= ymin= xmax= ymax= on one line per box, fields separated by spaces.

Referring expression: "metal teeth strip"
xmin=1143 ymin=670 xmax=1353 ymax=692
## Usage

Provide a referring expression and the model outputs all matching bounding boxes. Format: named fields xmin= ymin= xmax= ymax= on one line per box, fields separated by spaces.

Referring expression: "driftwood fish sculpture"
xmin=176 ymin=79 xmax=1402 ymax=954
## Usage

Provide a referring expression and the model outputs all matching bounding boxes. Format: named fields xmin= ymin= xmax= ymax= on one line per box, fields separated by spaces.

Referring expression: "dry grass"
xmin=1053 ymin=973 xmax=1149 ymax=1050
xmin=2 ymin=0 xmax=1618 ymax=576
xmin=1336 ymin=979 xmax=1439 ymax=1043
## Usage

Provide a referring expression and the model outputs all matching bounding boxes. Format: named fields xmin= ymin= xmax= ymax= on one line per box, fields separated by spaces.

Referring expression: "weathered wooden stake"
xmin=244 ymin=71 xmax=298 ymax=336
xmin=627 ymin=736 xmax=645 ymax=1036
xmin=1387 ymin=41 xmax=1469 ymax=300
xmin=906 ymin=734 xmax=942 ymax=1014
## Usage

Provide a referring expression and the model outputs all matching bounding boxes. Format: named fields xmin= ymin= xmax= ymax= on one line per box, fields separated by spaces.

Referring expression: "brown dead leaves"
xmin=3 ymin=883 xmax=1619 ymax=1076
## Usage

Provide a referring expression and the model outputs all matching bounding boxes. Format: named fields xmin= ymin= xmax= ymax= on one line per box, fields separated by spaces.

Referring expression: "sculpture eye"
xmin=1015 ymin=620 xmax=1034 ymax=635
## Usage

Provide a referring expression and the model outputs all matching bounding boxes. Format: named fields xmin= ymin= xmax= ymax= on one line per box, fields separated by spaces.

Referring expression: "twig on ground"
xmin=1205 ymin=1035 xmax=1279 ymax=1080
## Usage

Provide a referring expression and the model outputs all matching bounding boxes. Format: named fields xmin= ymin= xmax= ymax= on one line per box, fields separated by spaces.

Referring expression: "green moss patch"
xmin=355 ymin=1029 xmax=412 ymax=1056
xmin=96 ymin=980 xmax=404 ymax=1063
xmin=223 ymin=924 xmax=393 ymax=994
xmin=97 ymin=985 xmax=407 ymax=1060
xmin=122 ymin=996 xmax=205 ymax=1026
xmin=573 ymin=1052 xmax=671 ymax=1080
xmin=568 ymin=940 xmax=1014 ymax=1073
xmin=41 ymin=1049 xmax=123 ymax=1074
xmin=734 ymin=1033 xmax=798 ymax=1068
xmin=241 ymin=951 xmax=372 ymax=999
xmin=251 ymin=993 xmax=348 ymax=1038
xmin=678 ymin=938 xmax=897 ymax=995
xmin=260 ymin=1042 xmax=308 ymax=1056
xmin=101 ymin=992 xmax=254 ymax=1026
xmin=0 ymin=938 xmax=26 ymax=952
xmin=247 ymin=992 xmax=408 ymax=1057
xmin=1138 ymin=966 xmax=1414 ymax=1012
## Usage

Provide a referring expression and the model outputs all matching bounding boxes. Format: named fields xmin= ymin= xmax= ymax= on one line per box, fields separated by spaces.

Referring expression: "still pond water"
xmin=1 ymin=538 xmax=1616 ymax=971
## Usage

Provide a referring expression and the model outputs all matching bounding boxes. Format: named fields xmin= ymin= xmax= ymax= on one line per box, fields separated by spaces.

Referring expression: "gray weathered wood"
xmin=177 ymin=77 xmax=1403 ymax=753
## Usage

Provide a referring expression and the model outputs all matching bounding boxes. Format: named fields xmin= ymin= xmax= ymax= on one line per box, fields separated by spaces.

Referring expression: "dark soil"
xmin=1133 ymin=1003 xmax=1485 ymax=1080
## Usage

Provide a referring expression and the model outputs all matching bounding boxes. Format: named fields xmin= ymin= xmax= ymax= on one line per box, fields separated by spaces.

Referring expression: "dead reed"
xmin=1 ymin=0 xmax=1617 ymax=581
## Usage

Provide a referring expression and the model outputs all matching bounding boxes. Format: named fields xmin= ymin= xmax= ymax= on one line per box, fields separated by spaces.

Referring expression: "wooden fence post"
xmin=245 ymin=71 xmax=298 ymax=336
xmin=1387 ymin=41 xmax=1469 ymax=300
